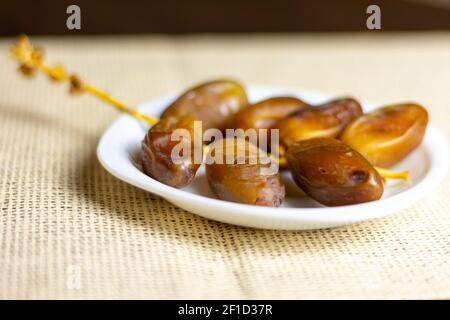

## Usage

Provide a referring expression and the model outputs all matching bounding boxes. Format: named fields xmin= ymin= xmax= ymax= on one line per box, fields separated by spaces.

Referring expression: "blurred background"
xmin=1 ymin=0 xmax=450 ymax=35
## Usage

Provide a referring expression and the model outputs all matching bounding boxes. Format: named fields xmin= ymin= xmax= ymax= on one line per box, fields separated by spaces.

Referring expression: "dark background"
xmin=1 ymin=0 xmax=450 ymax=35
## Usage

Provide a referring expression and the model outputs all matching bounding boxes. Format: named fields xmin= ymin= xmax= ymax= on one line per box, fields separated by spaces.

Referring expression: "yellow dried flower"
xmin=30 ymin=46 xmax=45 ymax=64
xmin=48 ymin=65 xmax=67 ymax=82
xmin=10 ymin=35 xmax=159 ymax=125
xmin=69 ymin=74 xmax=85 ymax=95
xmin=18 ymin=63 xmax=36 ymax=77
xmin=12 ymin=35 xmax=30 ymax=57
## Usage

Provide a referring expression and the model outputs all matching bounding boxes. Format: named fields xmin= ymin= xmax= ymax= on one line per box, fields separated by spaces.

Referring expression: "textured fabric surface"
xmin=0 ymin=33 xmax=449 ymax=299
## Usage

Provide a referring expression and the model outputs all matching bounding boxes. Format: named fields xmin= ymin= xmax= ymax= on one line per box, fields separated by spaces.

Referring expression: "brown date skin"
xmin=141 ymin=115 xmax=201 ymax=188
xmin=205 ymin=139 xmax=285 ymax=207
xmin=232 ymin=96 xmax=309 ymax=131
xmin=286 ymin=138 xmax=383 ymax=207
xmin=340 ymin=103 xmax=428 ymax=167
xmin=278 ymin=98 xmax=363 ymax=147
xmin=161 ymin=79 xmax=248 ymax=131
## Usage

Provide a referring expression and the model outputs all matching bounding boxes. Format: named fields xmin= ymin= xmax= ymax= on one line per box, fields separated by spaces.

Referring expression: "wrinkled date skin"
xmin=141 ymin=115 xmax=201 ymax=188
xmin=278 ymin=98 xmax=363 ymax=147
xmin=340 ymin=103 xmax=428 ymax=167
xmin=286 ymin=138 xmax=383 ymax=206
xmin=161 ymin=79 xmax=248 ymax=131
xmin=232 ymin=96 xmax=309 ymax=131
xmin=205 ymin=139 xmax=285 ymax=207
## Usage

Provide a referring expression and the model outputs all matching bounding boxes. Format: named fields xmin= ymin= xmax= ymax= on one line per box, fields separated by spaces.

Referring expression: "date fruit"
xmin=279 ymin=98 xmax=363 ymax=147
xmin=161 ymin=79 xmax=248 ymax=131
xmin=340 ymin=103 xmax=428 ymax=167
xmin=232 ymin=96 xmax=309 ymax=131
xmin=205 ymin=138 xmax=285 ymax=206
xmin=286 ymin=138 xmax=383 ymax=206
xmin=141 ymin=115 xmax=201 ymax=188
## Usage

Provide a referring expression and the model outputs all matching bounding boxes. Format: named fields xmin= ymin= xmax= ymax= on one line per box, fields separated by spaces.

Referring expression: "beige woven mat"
xmin=0 ymin=33 xmax=449 ymax=299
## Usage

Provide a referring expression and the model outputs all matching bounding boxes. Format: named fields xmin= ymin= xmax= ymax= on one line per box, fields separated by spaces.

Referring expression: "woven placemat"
xmin=0 ymin=34 xmax=449 ymax=299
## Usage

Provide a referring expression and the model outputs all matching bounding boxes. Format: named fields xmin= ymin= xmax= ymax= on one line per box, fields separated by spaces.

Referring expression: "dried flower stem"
xmin=83 ymin=84 xmax=159 ymax=124
xmin=10 ymin=35 xmax=159 ymax=125
xmin=375 ymin=166 xmax=410 ymax=183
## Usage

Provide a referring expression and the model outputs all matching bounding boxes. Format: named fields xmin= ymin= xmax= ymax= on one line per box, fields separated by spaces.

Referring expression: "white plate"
xmin=97 ymin=85 xmax=449 ymax=230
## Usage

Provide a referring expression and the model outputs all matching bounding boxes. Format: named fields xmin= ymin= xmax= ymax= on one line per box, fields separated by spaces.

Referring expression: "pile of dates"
xmin=141 ymin=79 xmax=428 ymax=207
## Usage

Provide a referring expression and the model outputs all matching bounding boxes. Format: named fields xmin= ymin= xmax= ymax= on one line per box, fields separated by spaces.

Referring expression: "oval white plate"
xmin=97 ymin=85 xmax=449 ymax=230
